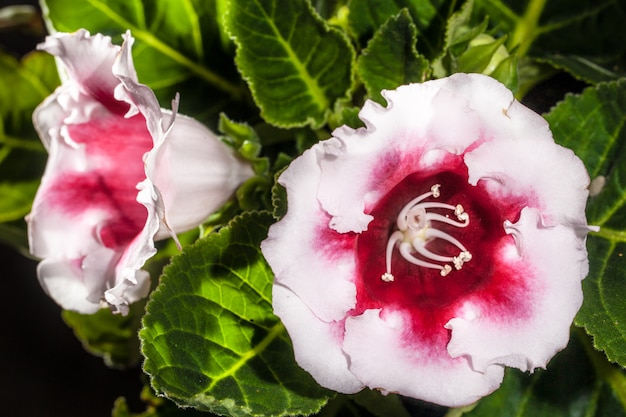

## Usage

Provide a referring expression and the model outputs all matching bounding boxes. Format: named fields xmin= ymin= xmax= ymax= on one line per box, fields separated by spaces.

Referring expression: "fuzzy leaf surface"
xmin=348 ymin=0 xmax=447 ymax=48
xmin=545 ymin=80 xmax=626 ymax=366
xmin=140 ymin=212 xmax=330 ymax=417
xmin=357 ymin=10 xmax=430 ymax=104
xmin=225 ymin=0 xmax=354 ymax=128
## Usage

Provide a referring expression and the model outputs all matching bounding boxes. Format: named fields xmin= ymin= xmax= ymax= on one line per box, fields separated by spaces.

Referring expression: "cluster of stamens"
xmin=381 ymin=184 xmax=472 ymax=282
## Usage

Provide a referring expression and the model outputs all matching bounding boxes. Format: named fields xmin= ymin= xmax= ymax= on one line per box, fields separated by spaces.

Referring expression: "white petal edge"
xmin=465 ymin=118 xmax=590 ymax=226
xmin=273 ymin=284 xmax=363 ymax=393
xmin=344 ymin=309 xmax=504 ymax=407
xmin=261 ymin=147 xmax=357 ymax=322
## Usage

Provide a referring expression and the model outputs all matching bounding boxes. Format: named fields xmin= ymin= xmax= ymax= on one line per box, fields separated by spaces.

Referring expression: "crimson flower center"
xmin=354 ymin=167 xmax=514 ymax=317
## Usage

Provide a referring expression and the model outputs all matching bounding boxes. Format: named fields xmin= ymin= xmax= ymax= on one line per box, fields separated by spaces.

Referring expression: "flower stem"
xmin=0 ymin=134 xmax=45 ymax=152
xmin=509 ymin=0 xmax=546 ymax=58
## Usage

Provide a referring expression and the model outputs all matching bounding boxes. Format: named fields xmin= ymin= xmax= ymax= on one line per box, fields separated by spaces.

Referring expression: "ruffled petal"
xmin=104 ymin=180 xmax=160 ymax=314
xmin=445 ymin=208 xmax=587 ymax=373
xmin=465 ymin=136 xmax=590 ymax=226
xmin=317 ymin=74 xmax=504 ymax=234
xmin=273 ymin=284 xmax=363 ymax=393
xmin=344 ymin=309 xmax=504 ymax=407
xmin=37 ymin=29 xmax=126 ymax=114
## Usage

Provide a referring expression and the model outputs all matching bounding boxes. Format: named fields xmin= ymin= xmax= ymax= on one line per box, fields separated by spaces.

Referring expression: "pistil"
xmin=381 ymin=184 xmax=472 ymax=282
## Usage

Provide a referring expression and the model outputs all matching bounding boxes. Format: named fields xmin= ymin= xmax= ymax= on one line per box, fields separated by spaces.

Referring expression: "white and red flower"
xmin=28 ymin=30 xmax=253 ymax=315
xmin=261 ymin=73 xmax=593 ymax=406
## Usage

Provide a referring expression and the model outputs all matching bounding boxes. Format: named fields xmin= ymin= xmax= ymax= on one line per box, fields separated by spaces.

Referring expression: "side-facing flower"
xmin=28 ymin=30 xmax=253 ymax=315
xmin=261 ymin=73 xmax=593 ymax=406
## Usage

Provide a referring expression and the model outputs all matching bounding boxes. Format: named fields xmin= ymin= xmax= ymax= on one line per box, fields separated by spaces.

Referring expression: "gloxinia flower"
xmin=28 ymin=30 xmax=253 ymax=315
xmin=261 ymin=73 xmax=594 ymax=406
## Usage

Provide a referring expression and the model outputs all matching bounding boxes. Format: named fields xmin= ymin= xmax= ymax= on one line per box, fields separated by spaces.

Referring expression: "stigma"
xmin=381 ymin=184 xmax=472 ymax=282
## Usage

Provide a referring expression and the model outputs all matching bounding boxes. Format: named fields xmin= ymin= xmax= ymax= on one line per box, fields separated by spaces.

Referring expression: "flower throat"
xmin=381 ymin=184 xmax=472 ymax=282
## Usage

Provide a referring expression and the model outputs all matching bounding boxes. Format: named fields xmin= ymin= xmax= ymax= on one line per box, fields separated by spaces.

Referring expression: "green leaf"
xmin=440 ymin=0 xmax=485 ymax=57
xmin=357 ymin=9 xmax=430 ymax=104
xmin=0 ymin=51 xmax=59 ymax=125
xmin=316 ymin=390 xmax=417 ymax=417
xmin=225 ymin=0 xmax=355 ymax=128
xmin=218 ymin=113 xmax=269 ymax=173
xmin=431 ymin=0 xmax=518 ymax=85
xmin=0 ymin=50 xmax=53 ymax=175
xmin=455 ymin=35 xmax=506 ymax=73
xmin=328 ymin=105 xmax=363 ymax=131
xmin=475 ymin=0 xmax=626 ymax=83
xmin=218 ymin=114 xmax=273 ymax=210
xmin=313 ymin=0 xmax=348 ymax=20
xmin=459 ymin=330 xmax=626 ymax=417
xmin=140 ymin=212 xmax=331 ymax=417
xmin=62 ymin=302 xmax=145 ymax=368
xmin=0 ymin=180 xmax=39 ymax=222
xmin=270 ymin=176 xmax=287 ymax=220
xmin=347 ymin=0 xmax=446 ymax=49
xmin=544 ymin=80 xmax=626 ymax=366
xmin=41 ymin=0 xmax=244 ymax=102
xmin=490 ymin=54 xmax=518 ymax=92
xmin=0 ymin=50 xmax=56 ymax=251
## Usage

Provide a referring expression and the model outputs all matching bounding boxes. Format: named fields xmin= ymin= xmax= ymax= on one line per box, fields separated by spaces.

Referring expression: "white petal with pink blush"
xmin=28 ymin=29 xmax=253 ymax=315
xmin=261 ymin=73 xmax=594 ymax=406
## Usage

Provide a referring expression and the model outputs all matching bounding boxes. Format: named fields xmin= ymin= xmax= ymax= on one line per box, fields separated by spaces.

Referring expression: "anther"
xmin=455 ymin=204 xmax=468 ymax=221
xmin=381 ymin=272 xmax=395 ymax=282
xmin=453 ymin=251 xmax=472 ymax=270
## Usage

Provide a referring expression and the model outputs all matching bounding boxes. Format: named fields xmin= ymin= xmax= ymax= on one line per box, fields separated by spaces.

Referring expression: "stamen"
xmin=381 ymin=184 xmax=473 ymax=281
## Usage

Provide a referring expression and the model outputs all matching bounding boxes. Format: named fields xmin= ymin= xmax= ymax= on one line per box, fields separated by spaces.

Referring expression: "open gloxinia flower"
xmin=261 ymin=73 xmax=594 ymax=406
xmin=28 ymin=30 xmax=253 ymax=315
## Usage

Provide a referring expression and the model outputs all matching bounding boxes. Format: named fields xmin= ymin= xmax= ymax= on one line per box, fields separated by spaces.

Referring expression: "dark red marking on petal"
xmin=313 ymin=211 xmax=358 ymax=262
xmin=45 ymin=113 xmax=152 ymax=250
xmin=46 ymin=173 xmax=147 ymax=250
xmin=88 ymin=86 xmax=130 ymax=115
xmin=68 ymin=113 xmax=152 ymax=165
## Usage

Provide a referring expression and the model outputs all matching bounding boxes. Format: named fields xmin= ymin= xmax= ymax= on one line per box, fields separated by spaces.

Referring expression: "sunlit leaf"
xmin=357 ymin=9 xmax=430 ymax=104
xmin=225 ymin=0 xmax=355 ymax=128
xmin=140 ymin=212 xmax=331 ymax=416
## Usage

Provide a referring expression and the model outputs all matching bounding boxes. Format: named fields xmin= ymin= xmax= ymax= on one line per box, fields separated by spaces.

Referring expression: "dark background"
xmin=0 ymin=1 xmax=144 ymax=416
xmin=0 ymin=243 xmax=144 ymax=417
